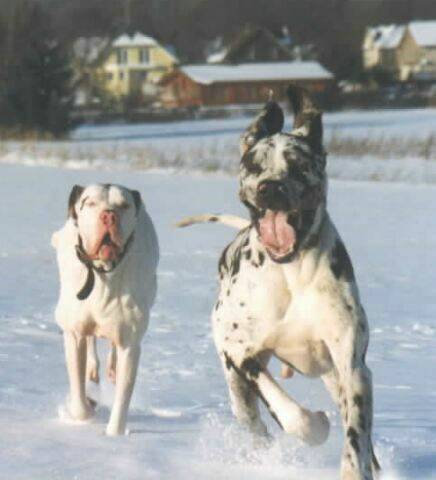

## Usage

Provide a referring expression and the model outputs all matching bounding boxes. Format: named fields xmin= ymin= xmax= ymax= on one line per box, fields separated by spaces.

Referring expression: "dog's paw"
xmin=299 ymin=410 xmax=330 ymax=446
xmin=105 ymin=424 xmax=129 ymax=437
xmin=58 ymin=399 xmax=95 ymax=424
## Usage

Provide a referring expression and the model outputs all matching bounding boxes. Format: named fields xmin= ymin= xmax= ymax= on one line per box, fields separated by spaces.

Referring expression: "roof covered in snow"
xmin=207 ymin=49 xmax=228 ymax=64
xmin=409 ymin=21 xmax=436 ymax=47
xmin=113 ymin=32 xmax=157 ymax=48
xmin=181 ymin=62 xmax=333 ymax=84
xmin=365 ymin=25 xmax=406 ymax=49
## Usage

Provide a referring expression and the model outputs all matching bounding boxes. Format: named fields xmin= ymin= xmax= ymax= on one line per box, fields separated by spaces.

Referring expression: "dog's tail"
xmin=175 ymin=214 xmax=250 ymax=230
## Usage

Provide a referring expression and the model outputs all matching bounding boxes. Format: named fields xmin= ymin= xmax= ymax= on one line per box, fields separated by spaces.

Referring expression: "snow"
xmin=181 ymin=61 xmax=333 ymax=84
xmin=1 ymin=163 xmax=436 ymax=479
xmin=207 ymin=49 xmax=228 ymax=64
xmin=365 ymin=25 xmax=406 ymax=50
xmin=113 ymin=32 xmax=157 ymax=48
xmin=1 ymin=108 xmax=435 ymax=184
xmin=409 ymin=21 xmax=436 ymax=48
xmin=366 ymin=21 xmax=436 ymax=49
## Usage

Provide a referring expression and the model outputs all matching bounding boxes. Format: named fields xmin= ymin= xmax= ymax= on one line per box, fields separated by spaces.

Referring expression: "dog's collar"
xmin=74 ymin=233 xmax=135 ymax=301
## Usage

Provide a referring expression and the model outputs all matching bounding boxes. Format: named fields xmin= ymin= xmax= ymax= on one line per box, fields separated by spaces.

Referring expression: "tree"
xmin=0 ymin=0 xmax=73 ymax=136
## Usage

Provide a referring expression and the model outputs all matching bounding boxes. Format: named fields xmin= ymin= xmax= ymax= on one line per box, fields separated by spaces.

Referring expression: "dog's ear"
xmin=130 ymin=189 xmax=142 ymax=213
xmin=240 ymin=100 xmax=284 ymax=154
xmin=68 ymin=185 xmax=84 ymax=220
xmin=287 ymin=84 xmax=323 ymax=155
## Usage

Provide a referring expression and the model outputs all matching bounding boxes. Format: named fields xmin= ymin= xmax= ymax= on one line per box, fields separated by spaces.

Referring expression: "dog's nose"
xmin=100 ymin=210 xmax=118 ymax=226
xmin=257 ymin=180 xmax=290 ymax=210
xmin=257 ymin=180 xmax=288 ymax=198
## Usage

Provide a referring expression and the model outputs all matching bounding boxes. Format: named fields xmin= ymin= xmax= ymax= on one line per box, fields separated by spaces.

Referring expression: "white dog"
xmin=52 ymin=184 xmax=158 ymax=436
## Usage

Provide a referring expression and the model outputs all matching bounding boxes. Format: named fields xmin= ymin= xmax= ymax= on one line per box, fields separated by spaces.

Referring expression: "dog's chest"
xmin=215 ymin=239 xmax=334 ymax=375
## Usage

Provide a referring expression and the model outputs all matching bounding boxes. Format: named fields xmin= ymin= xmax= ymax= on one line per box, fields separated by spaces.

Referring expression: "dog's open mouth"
xmin=256 ymin=210 xmax=298 ymax=262
xmin=96 ymin=232 xmax=121 ymax=262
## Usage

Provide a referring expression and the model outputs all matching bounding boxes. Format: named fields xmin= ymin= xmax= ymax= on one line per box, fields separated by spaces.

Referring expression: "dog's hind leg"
xmin=106 ymin=341 xmax=140 ymax=436
xmin=86 ymin=336 xmax=100 ymax=384
xmin=322 ymin=369 xmax=380 ymax=478
xmin=224 ymin=352 xmax=329 ymax=445
xmin=63 ymin=331 xmax=95 ymax=420
xmin=326 ymin=329 xmax=378 ymax=480
xmin=106 ymin=343 xmax=117 ymax=384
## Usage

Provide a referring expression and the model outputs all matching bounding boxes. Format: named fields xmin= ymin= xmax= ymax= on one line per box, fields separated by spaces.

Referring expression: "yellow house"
xmin=102 ymin=32 xmax=178 ymax=98
xmin=363 ymin=25 xmax=421 ymax=81
xmin=409 ymin=21 xmax=436 ymax=81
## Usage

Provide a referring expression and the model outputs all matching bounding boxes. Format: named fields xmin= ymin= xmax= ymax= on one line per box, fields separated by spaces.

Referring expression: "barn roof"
xmin=181 ymin=61 xmax=333 ymax=84
xmin=409 ymin=21 xmax=436 ymax=47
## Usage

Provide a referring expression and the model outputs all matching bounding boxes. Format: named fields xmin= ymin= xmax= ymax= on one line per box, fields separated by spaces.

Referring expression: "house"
xmin=206 ymin=24 xmax=316 ymax=64
xmin=158 ymin=61 xmax=334 ymax=109
xmin=103 ymin=32 xmax=178 ymax=99
xmin=362 ymin=25 xmax=420 ymax=81
xmin=409 ymin=21 xmax=436 ymax=81
xmin=73 ymin=32 xmax=178 ymax=105
xmin=206 ymin=25 xmax=294 ymax=64
xmin=362 ymin=21 xmax=436 ymax=82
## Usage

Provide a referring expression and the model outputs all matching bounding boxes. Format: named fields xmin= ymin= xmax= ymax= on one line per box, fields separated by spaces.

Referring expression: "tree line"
xmin=0 ymin=0 xmax=436 ymax=136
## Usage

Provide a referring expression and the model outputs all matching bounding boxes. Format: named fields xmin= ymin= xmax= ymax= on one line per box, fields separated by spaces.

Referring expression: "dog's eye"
xmin=86 ymin=201 xmax=97 ymax=208
xmin=119 ymin=201 xmax=130 ymax=210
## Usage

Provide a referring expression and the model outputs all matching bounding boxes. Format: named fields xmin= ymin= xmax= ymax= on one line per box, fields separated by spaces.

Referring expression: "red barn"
xmin=159 ymin=62 xmax=334 ymax=108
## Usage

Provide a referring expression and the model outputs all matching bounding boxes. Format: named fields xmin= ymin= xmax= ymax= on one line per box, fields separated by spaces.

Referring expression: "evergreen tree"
xmin=0 ymin=0 xmax=73 ymax=136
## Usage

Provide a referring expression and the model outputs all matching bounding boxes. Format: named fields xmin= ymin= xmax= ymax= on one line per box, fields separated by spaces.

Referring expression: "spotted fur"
xmin=210 ymin=86 xmax=380 ymax=479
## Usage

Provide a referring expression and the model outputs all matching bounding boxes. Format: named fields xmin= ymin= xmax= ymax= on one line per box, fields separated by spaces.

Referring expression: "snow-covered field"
xmin=1 ymin=108 xmax=436 ymax=183
xmin=1 ymin=162 xmax=436 ymax=480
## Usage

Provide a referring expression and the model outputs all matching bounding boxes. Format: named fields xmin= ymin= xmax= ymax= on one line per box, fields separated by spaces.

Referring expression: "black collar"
xmin=74 ymin=233 xmax=135 ymax=300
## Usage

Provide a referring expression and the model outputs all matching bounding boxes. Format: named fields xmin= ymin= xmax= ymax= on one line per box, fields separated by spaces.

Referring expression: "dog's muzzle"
xmin=75 ymin=233 xmax=135 ymax=301
xmin=256 ymin=180 xmax=292 ymax=212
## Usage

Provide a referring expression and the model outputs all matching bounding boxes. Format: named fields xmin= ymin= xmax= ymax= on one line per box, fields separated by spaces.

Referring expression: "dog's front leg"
xmin=220 ymin=352 xmax=268 ymax=436
xmin=106 ymin=342 xmax=140 ymax=436
xmin=106 ymin=343 xmax=117 ymax=384
xmin=63 ymin=331 xmax=95 ymax=420
xmin=224 ymin=352 xmax=329 ymax=445
xmin=327 ymin=330 xmax=377 ymax=480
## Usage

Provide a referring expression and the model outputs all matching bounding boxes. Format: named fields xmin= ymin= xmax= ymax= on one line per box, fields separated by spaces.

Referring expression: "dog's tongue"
xmin=99 ymin=244 xmax=118 ymax=262
xmin=258 ymin=210 xmax=296 ymax=257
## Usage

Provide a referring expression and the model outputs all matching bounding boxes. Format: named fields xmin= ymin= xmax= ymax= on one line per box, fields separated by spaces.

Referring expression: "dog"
xmin=177 ymin=86 xmax=380 ymax=480
xmin=52 ymin=184 xmax=158 ymax=436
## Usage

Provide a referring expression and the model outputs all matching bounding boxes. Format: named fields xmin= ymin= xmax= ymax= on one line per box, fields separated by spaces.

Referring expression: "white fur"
xmin=52 ymin=184 xmax=158 ymax=436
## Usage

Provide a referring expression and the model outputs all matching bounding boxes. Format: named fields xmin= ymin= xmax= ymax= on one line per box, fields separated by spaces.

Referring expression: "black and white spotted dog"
xmin=178 ymin=86 xmax=380 ymax=480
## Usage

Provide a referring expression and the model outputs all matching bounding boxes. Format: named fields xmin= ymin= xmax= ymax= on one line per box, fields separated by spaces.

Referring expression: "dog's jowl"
xmin=179 ymin=86 xmax=379 ymax=480
xmin=52 ymin=184 xmax=159 ymax=436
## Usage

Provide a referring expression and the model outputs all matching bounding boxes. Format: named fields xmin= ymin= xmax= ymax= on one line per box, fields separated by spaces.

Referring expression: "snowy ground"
xmin=1 ymin=163 xmax=435 ymax=480
xmin=1 ymin=108 xmax=436 ymax=183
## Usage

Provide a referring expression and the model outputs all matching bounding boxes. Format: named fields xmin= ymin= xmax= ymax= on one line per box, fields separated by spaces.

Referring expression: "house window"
xmin=119 ymin=71 xmax=125 ymax=80
xmin=139 ymin=48 xmax=150 ymax=64
xmin=117 ymin=48 xmax=128 ymax=65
